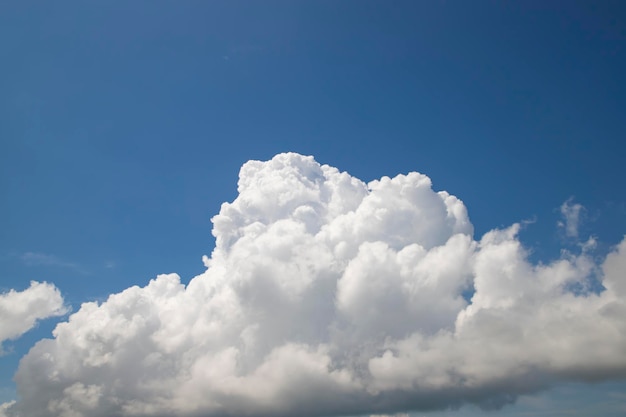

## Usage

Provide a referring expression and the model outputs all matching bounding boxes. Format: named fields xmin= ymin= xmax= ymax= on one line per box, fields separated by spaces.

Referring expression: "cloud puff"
xmin=0 ymin=281 xmax=67 ymax=353
xmin=5 ymin=153 xmax=626 ymax=417
xmin=558 ymin=199 xmax=585 ymax=239
xmin=0 ymin=402 xmax=15 ymax=417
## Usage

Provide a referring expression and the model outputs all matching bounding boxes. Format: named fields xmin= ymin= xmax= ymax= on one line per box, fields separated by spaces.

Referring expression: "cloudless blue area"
xmin=1 ymin=0 xmax=625 ymax=413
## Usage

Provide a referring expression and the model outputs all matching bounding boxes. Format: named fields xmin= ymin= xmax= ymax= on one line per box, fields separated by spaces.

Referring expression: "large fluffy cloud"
xmin=0 ymin=281 xmax=67 ymax=354
xmin=5 ymin=153 xmax=626 ymax=417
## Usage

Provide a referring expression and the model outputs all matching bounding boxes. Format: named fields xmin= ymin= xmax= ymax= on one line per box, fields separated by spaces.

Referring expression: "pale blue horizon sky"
xmin=1 ymin=1 xmax=626 ymax=416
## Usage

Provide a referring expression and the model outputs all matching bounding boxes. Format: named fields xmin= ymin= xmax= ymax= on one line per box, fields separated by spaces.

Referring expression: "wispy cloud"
xmin=558 ymin=198 xmax=585 ymax=239
xmin=19 ymin=252 xmax=87 ymax=274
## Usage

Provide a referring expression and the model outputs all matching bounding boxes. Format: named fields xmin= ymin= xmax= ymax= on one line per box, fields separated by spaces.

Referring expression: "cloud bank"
xmin=4 ymin=153 xmax=626 ymax=417
xmin=0 ymin=281 xmax=67 ymax=354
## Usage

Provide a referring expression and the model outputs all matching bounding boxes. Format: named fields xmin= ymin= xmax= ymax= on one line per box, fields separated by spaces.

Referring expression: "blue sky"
xmin=1 ymin=1 xmax=625 ymax=416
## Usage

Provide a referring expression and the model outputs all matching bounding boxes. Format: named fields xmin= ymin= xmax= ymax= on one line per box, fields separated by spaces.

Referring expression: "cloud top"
xmin=5 ymin=153 xmax=626 ymax=417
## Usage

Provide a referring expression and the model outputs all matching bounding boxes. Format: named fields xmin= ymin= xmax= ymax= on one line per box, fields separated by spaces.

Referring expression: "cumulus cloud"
xmin=0 ymin=281 xmax=67 ymax=353
xmin=4 ymin=153 xmax=626 ymax=417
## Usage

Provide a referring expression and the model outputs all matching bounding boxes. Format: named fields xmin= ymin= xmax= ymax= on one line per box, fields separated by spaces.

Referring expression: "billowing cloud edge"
xmin=3 ymin=153 xmax=626 ymax=417
xmin=0 ymin=281 xmax=68 ymax=353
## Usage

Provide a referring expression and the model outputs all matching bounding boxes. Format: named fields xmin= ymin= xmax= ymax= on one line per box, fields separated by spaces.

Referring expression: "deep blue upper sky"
xmin=1 ymin=1 xmax=625 ymax=414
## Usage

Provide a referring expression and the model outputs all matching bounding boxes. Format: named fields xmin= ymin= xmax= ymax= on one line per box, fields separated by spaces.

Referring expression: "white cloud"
xmin=4 ymin=153 xmax=626 ymax=417
xmin=0 ymin=281 xmax=67 ymax=353
xmin=558 ymin=199 xmax=585 ymax=238
xmin=0 ymin=402 xmax=15 ymax=417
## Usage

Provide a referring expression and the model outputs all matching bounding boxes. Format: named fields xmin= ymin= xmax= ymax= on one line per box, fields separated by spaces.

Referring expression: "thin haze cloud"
xmin=1 ymin=154 xmax=625 ymax=417
xmin=18 ymin=253 xmax=87 ymax=274
xmin=558 ymin=199 xmax=585 ymax=239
